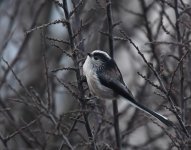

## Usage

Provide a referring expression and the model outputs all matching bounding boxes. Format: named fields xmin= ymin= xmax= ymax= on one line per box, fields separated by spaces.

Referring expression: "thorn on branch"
xmin=112 ymin=21 xmax=122 ymax=28
xmin=99 ymin=30 xmax=109 ymax=37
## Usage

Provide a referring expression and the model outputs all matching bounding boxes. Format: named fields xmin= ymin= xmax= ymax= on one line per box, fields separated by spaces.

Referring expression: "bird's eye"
xmin=94 ymin=56 xmax=98 ymax=60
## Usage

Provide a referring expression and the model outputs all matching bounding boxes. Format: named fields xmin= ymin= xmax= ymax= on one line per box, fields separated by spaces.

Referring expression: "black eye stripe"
xmin=94 ymin=56 xmax=98 ymax=60
xmin=93 ymin=52 xmax=110 ymax=62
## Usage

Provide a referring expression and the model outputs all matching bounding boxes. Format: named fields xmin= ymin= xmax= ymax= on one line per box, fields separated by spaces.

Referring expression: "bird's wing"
xmin=98 ymin=58 xmax=134 ymax=99
xmin=98 ymin=63 xmax=173 ymax=127
xmin=98 ymin=72 xmax=137 ymax=103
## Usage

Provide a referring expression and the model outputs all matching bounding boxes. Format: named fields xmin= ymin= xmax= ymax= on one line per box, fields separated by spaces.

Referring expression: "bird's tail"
xmin=121 ymin=90 xmax=173 ymax=126
xmin=127 ymin=98 xmax=173 ymax=126
xmin=102 ymin=78 xmax=173 ymax=126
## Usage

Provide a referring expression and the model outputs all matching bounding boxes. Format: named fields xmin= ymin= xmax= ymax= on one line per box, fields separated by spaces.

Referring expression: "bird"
xmin=83 ymin=50 xmax=173 ymax=127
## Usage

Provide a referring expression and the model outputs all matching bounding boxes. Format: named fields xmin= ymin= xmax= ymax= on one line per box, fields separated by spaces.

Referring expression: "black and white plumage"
xmin=83 ymin=50 xmax=172 ymax=126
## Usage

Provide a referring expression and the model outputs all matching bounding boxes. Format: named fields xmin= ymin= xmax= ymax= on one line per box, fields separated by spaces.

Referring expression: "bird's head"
xmin=86 ymin=50 xmax=111 ymax=69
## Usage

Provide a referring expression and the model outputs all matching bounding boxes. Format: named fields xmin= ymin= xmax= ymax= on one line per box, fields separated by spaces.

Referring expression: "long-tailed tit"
xmin=83 ymin=50 xmax=172 ymax=126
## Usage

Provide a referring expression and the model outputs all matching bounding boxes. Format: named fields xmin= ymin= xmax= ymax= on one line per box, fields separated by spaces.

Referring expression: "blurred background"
xmin=0 ymin=0 xmax=191 ymax=149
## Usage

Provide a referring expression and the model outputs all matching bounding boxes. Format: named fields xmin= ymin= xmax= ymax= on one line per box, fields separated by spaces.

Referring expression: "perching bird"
xmin=83 ymin=50 xmax=172 ymax=126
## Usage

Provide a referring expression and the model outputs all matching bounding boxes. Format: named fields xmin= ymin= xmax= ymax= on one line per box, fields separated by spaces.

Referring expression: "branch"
xmin=106 ymin=0 xmax=121 ymax=149
xmin=120 ymin=30 xmax=190 ymax=137
xmin=62 ymin=0 xmax=96 ymax=149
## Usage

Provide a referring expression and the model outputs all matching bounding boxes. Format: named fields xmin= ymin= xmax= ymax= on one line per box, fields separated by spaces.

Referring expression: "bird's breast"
xmin=84 ymin=69 xmax=115 ymax=100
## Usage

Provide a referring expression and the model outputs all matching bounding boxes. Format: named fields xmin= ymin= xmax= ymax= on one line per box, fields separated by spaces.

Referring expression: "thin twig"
xmin=4 ymin=116 xmax=40 ymax=142
xmin=25 ymin=19 xmax=67 ymax=35
xmin=42 ymin=32 xmax=52 ymax=110
xmin=51 ymin=67 xmax=77 ymax=72
xmin=46 ymin=36 xmax=70 ymax=45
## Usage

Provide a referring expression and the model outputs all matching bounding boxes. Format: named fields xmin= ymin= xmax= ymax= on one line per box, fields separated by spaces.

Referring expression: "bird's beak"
xmin=87 ymin=53 xmax=92 ymax=57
